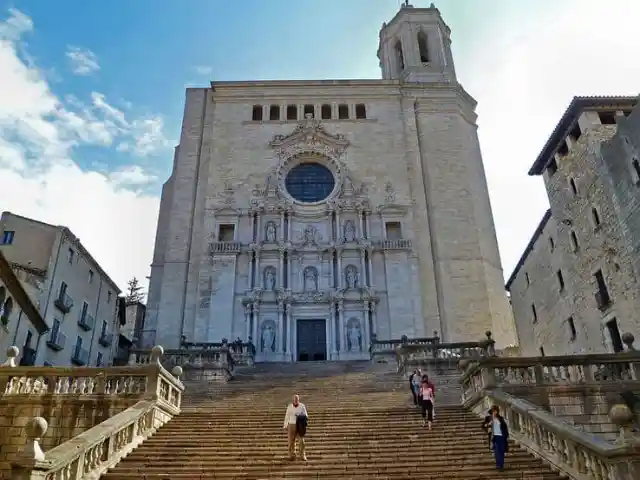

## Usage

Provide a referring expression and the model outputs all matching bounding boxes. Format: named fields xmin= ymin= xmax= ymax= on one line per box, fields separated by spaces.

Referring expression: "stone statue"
xmin=265 ymin=222 xmax=277 ymax=242
xmin=261 ymin=323 xmax=275 ymax=352
xmin=302 ymin=225 xmax=318 ymax=245
xmin=303 ymin=267 xmax=318 ymax=292
xmin=344 ymin=220 xmax=356 ymax=242
xmin=348 ymin=323 xmax=362 ymax=352
xmin=345 ymin=265 xmax=358 ymax=289
xmin=264 ymin=267 xmax=276 ymax=290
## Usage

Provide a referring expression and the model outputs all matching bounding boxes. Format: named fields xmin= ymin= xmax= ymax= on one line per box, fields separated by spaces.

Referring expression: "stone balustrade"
xmin=461 ymin=333 xmax=640 ymax=479
xmin=468 ymin=390 xmax=640 ymax=479
xmin=3 ymin=345 xmax=184 ymax=480
xmin=393 ymin=331 xmax=496 ymax=374
xmin=128 ymin=343 xmax=241 ymax=382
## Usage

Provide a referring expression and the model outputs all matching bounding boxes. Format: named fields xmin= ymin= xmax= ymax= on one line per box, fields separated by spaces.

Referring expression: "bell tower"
xmin=377 ymin=2 xmax=457 ymax=84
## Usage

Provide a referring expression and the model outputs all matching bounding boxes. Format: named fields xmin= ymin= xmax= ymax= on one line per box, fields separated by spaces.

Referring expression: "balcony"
xmin=19 ymin=347 xmax=37 ymax=366
xmin=78 ymin=312 xmax=95 ymax=331
xmin=54 ymin=292 xmax=74 ymax=313
xmin=46 ymin=330 xmax=67 ymax=351
xmin=209 ymin=241 xmax=242 ymax=255
xmin=99 ymin=331 xmax=113 ymax=347
xmin=71 ymin=346 xmax=89 ymax=366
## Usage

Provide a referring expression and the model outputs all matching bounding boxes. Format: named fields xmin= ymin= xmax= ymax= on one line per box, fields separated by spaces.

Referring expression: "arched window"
xmin=418 ymin=31 xmax=429 ymax=63
xmin=252 ymin=105 xmax=263 ymax=121
xmin=395 ymin=40 xmax=405 ymax=72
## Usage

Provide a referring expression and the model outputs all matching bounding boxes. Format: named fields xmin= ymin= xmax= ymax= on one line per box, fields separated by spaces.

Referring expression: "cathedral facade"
xmin=144 ymin=3 xmax=516 ymax=361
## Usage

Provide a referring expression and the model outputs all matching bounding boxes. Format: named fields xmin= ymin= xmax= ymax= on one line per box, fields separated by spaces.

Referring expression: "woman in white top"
xmin=419 ymin=378 xmax=435 ymax=429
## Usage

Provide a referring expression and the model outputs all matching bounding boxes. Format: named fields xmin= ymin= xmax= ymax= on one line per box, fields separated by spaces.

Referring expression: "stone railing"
xmin=4 ymin=345 xmax=184 ymax=479
xmin=461 ymin=334 xmax=640 ymax=478
xmin=129 ymin=345 xmax=237 ymax=381
xmin=460 ymin=334 xmax=640 ymax=405
xmin=370 ymin=333 xmax=441 ymax=360
xmin=395 ymin=331 xmax=496 ymax=374
xmin=467 ymin=390 xmax=640 ymax=479
xmin=182 ymin=340 xmax=255 ymax=367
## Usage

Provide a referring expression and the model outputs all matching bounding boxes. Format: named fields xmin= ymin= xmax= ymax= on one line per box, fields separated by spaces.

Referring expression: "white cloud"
xmin=65 ymin=45 xmax=100 ymax=76
xmin=458 ymin=0 xmax=640 ymax=279
xmin=109 ymin=165 xmax=157 ymax=186
xmin=0 ymin=9 xmax=171 ymax=291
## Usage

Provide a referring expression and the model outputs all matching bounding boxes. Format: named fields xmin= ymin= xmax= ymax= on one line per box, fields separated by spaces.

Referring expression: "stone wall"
xmin=147 ymin=81 xmax=514 ymax=353
xmin=509 ymin=106 xmax=640 ymax=356
xmin=0 ymin=395 xmax=136 ymax=477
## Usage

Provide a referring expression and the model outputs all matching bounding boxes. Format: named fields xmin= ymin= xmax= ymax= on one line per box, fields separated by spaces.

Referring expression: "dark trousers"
xmin=411 ymin=388 xmax=418 ymax=405
xmin=421 ymin=399 xmax=434 ymax=421
xmin=492 ymin=435 xmax=507 ymax=469
xmin=487 ymin=433 xmax=493 ymax=450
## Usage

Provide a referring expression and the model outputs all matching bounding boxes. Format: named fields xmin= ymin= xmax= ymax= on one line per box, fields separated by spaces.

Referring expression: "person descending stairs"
xmin=102 ymin=361 xmax=568 ymax=479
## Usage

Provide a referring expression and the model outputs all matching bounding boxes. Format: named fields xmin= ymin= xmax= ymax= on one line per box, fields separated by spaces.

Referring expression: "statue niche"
xmin=265 ymin=221 xmax=277 ymax=243
xmin=303 ymin=266 xmax=318 ymax=292
xmin=345 ymin=265 xmax=358 ymax=289
xmin=343 ymin=220 xmax=356 ymax=243
xmin=260 ymin=320 xmax=277 ymax=353
xmin=263 ymin=266 xmax=276 ymax=290
xmin=346 ymin=317 xmax=362 ymax=352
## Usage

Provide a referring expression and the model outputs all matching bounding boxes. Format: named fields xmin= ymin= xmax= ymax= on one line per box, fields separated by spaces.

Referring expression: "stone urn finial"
xmin=171 ymin=366 xmax=183 ymax=380
xmin=609 ymin=404 xmax=635 ymax=442
xmin=1 ymin=346 xmax=19 ymax=367
xmin=150 ymin=345 xmax=164 ymax=365
xmin=621 ymin=332 xmax=635 ymax=351
xmin=22 ymin=417 xmax=48 ymax=461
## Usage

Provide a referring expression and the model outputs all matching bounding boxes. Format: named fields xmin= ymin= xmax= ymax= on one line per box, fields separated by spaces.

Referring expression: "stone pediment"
xmin=269 ymin=114 xmax=349 ymax=160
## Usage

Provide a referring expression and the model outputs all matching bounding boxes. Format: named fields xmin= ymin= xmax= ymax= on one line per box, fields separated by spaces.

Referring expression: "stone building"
xmin=0 ymin=250 xmax=48 ymax=365
xmin=145 ymin=2 xmax=516 ymax=361
xmin=506 ymin=97 xmax=639 ymax=356
xmin=0 ymin=212 xmax=122 ymax=366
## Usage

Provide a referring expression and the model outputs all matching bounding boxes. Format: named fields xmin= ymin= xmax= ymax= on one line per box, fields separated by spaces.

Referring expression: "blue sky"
xmin=0 ymin=0 xmax=638 ymax=293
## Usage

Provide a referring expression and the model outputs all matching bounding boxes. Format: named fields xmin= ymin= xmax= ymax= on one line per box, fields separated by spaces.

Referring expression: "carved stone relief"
xmin=264 ymin=221 xmax=277 ymax=243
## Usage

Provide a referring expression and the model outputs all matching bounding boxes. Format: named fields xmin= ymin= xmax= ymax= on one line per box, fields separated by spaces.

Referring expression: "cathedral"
xmin=144 ymin=2 xmax=516 ymax=361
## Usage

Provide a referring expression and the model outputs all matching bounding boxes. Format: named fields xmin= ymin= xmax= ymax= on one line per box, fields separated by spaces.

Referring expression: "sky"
xmin=0 ymin=0 xmax=638 ymax=295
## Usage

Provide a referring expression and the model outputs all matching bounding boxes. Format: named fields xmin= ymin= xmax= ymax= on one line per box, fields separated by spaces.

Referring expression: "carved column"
xmin=287 ymin=210 xmax=293 ymax=240
xmin=365 ymin=209 xmax=372 ymax=239
xmin=336 ymin=248 xmax=344 ymax=289
xmin=359 ymin=247 xmax=367 ymax=287
xmin=362 ymin=302 xmax=371 ymax=353
xmin=338 ymin=301 xmax=345 ymax=354
xmin=370 ymin=302 xmax=378 ymax=336
xmin=256 ymin=212 xmax=262 ymax=242
xmin=335 ymin=208 xmax=341 ymax=242
xmin=252 ymin=302 xmax=260 ymax=349
xmin=367 ymin=246 xmax=374 ymax=288
xmin=278 ymin=249 xmax=285 ymax=288
xmin=358 ymin=208 xmax=365 ymax=240
xmin=277 ymin=302 xmax=284 ymax=353
xmin=255 ymin=249 xmax=261 ymax=287
xmin=244 ymin=304 xmax=252 ymax=342
xmin=329 ymin=304 xmax=337 ymax=357
xmin=279 ymin=210 xmax=285 ymax=241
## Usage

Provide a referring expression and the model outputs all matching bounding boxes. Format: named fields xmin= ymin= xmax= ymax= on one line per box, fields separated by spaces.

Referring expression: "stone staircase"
xmin=102 ymin=361 xmax=568 ymax=479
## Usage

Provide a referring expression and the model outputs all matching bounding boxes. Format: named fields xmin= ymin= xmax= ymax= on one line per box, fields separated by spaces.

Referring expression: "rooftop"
xmin=528 ymin=96 xmax=638 ymax=176
xmin=1 ymin=212 xmax=122 ymax=294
